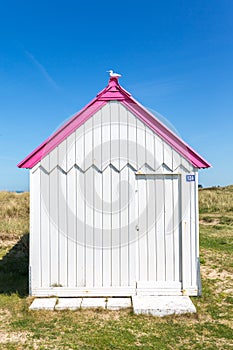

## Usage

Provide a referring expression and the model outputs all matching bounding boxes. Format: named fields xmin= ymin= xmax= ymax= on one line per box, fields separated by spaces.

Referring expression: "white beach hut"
xmin=18 ymin=75 xmax=210 ymax=297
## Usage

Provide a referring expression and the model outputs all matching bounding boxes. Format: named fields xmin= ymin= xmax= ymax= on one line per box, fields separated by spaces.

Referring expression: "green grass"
xmin=0 ymin=188 xmax=233 ymax=349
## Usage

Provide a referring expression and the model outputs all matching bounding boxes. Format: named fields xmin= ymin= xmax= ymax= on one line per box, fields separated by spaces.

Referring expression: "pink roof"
xmin=18 ymin=77 xmax=211 ymax=169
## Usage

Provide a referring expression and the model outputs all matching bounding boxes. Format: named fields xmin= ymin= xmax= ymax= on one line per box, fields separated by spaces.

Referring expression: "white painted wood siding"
xmin=29 ymin=101 xmax=199 ymax=296
xmin=136 ymin=174 xmax=181 ymax=295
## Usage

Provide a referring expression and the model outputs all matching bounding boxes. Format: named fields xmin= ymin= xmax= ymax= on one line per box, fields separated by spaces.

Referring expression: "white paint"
xmin=30 ymin=101 xmax=200 ymax=297
xmin=136 ymin=281 xmax=182 ymax=296
xmin=31 ymin=287 xmax=135 ymax=297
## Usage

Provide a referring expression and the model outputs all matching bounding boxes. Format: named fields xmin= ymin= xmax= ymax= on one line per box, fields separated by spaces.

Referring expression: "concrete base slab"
xmin=106 ymin=298 xmax=132 ymax=310
xmin=55 ymin=298 xmax=82 ymax=310
xmin=29 ymin=298 xmax=57 ymax=310
xmin=132 ymin=296 xmax=196 ymax=317
xmin=81 ymin=298 xmax=106 ymax=309
xmin=29 ymin=296 xmax=196 ymax=316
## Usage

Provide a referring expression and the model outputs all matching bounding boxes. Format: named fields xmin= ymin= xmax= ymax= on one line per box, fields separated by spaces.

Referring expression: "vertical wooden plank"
xmin=190 ymin=176 xmax=197 ymax=287
xmin=134 ymin=173 xmax=139 ymax=284
xmin=136 ymin=119 xmax=146 ymax=170
xmin=164 ymin=143 xmax=173 ymax=171
xmin=137 ymin=175 xmax=148 ymax=281
xmin=120 ymin=165 xmax=128 ymax=286
xmin=93 ymin=110 xmax=102 ymax=170
xmin=155 ymin=136 xmax=163 ymax=170
xmin=181 ymin=157 xmax=193 ymax=172
xmin=154 ymin=176 xmax=158 ymax=281
xmin=195 ymin=170 xmax=200 ymax=258
xmin=195 ymin=170 xmax=200 ymax=293
xmin=67 ymin=132 xmax=76 ymax=171
xmin=58 ymin=167 xmax=67 ymax=287
xmin=181 ymin=169 xmax=192 ymax=289
xmin=102 ymin=166 xmax=111 ymax=286
xmin=173 ymin=175 xmax=180 ymax=282
xmin=67 ymin=167 xmax=76 ymax=287
xmin=76 ymin=168 xmax=85 ymax=287
xmin=67 ymin=133 xmax=76 ymax=287
xmin=84 ymin=116 xmax=94 ymax=287
xmin=147 ymin=176 xmax=156 ymax=280
xmin=49 ymin=168 xmax=59 ymax=286
xmin=156 ymin=175 xmax=165 ymax=280
xmin=40 ymin=168 xmax=50 ymax=287
xmin=127 ymin=110 xmax=137 ymax=169
xmin=84 ymin=118 xmax=93 ymax=171
xmin=101 ymin=104 xmax=111 ymax=170
xmin=76 ymin=124 xmax=85 ymax=170
xmin=49 ymin=147 xmax=58 ymax=172
xmin=128 ymin=166 xmax=136 ymax=286
xmin=110 ymin=102 xmax=120 ymax=170
xmin=40 ymin=154 xmax=50 ymax=172
xmin=164 ymin=176 xmax=174 ymax=281
xmin=111 ymin=167 xmax=120 ymax=286
xmin=93 ymin=168 xmax=103 ymax=287
xmin=58 ymin=139 xmax=67 ymax=172
xmin=85 ymin=167 xmax=94 ymax=287
xmin=172 ymin=149 xmax=181 ymax=171
xmin=30 ymin=168 xmax=41 ymax=290
xmin=145 ymin=128 xmax=155 ymax=170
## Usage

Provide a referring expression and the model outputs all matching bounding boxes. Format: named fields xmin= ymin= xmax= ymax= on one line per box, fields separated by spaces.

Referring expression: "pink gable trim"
xmin=97 ymin=77 xmax=131 ymax=100
xmin=18 ymin=99 xmax=107 ymax=168
xmin=18 ymin=76 xmax=211 ymax=169
xmin=122 ymin=98 xmax=211 ymax=168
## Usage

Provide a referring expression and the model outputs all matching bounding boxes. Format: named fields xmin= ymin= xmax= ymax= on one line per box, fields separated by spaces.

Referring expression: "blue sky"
xmin=0 ymin=0 xmax=232 ymax=190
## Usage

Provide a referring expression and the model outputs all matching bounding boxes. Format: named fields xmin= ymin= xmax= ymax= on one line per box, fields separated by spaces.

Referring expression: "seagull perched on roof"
xmin=107 ymin=70 xmax=122 ymax=78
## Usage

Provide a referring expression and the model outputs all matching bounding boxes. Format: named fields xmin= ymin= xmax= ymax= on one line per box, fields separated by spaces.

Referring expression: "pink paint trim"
xmin=122 ymin=98 xmax=211 ymax=168
xmin=97 ymin=77 xmax=131 ymax=100
xmin=18 ymin=100 xmax=106 ymax=168
xmin=18 ymin=76 xmax=210 ymax=169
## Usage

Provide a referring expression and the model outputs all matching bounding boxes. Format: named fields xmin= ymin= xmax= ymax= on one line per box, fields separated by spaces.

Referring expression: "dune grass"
xmin=199 ymin=185 xmax=233 ymax=214
xmin=0 ymin=191 xmax=29 ymax=231
xmin=0 ymin=188 xmax=233 ymax=349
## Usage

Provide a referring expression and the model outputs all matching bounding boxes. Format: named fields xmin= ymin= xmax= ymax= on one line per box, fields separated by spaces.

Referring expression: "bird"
xmin=107 ymin=70 xmax=122 ymax=78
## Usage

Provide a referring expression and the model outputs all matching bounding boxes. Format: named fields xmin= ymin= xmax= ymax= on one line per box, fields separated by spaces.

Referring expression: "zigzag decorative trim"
xmin=36 ymin=162 xmax=184 ymax=176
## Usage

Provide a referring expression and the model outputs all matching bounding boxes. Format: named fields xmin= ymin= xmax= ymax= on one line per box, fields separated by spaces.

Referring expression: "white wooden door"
xmin=136 ymin=174 xmax=182 ymax=295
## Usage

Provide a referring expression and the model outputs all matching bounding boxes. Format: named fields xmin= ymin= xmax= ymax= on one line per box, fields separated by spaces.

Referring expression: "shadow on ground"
xmin=0 ymin=233 xmax=29 ymax=297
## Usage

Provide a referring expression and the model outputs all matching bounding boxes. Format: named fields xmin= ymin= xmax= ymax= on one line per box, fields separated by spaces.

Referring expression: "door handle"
xmin=135 ymin=225 xmax=139 ymax=231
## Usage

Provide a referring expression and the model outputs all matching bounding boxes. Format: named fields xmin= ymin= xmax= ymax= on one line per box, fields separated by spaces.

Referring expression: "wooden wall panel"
xmin=58 ymin=167 xmax=67 ymax=287
xmin=147 ymin=176 xmax=156 ymax=281
xmin=119 ymin=165 xmax=129 ymax=286
xmin=30 ymin=169 xmax=41 ymax=290
xmin=40 ymin=168 xmax=50 ymax=287
xmin=111 ymin=167 xmax=120 ymax=286
xmin=30 ymin=101 xmax=198 ymax=296
xmin=76 ymin=170 xmax=85 ymax=287
xmin=67 ymin=167 xmax=76 ymax=287
xmin=164 ymin=176 xmax=174 ymax=281
xmin=102 ymin=165 xmax=111 ymax=287
xmin=85 ymin=166 xmax=94 ymax=287
xmin=49 ymin=168 xmax=59 ymax=286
